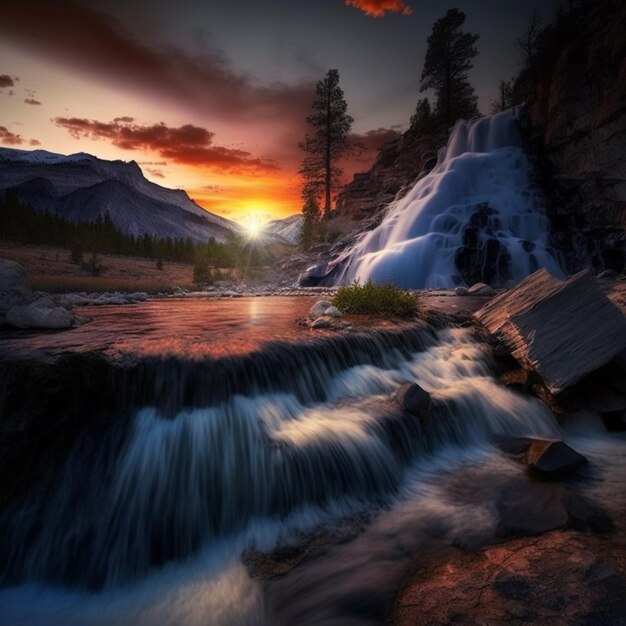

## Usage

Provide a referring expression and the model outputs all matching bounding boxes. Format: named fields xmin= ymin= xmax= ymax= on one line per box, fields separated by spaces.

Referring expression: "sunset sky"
xmin=0 ymin=0 xmax=556 ymax=222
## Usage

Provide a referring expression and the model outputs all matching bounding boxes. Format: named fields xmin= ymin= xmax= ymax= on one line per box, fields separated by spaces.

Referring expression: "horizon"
xmin=1 ymin=0 xmax=558 ymax=223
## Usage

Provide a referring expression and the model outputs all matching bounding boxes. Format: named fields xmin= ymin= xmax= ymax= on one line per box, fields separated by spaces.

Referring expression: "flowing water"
xmin=338 ymin=108 xmax=565 ymax=288
xmin=1 ymin=324 xmax=623 ymax=625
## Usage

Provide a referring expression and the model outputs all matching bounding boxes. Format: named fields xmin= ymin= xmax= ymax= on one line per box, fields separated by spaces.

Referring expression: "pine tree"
xmin=420 ymin=9 xmax=480 ymax=126
xmin=299 ymin=69 xmax=354 ymax=219
xmin=300 ymin=192 xmax=320 ymax=251
xmin=490 ymin=79 xmax=514 ymax=113
xmin=410 ymin=98 xmax=434 ymax=131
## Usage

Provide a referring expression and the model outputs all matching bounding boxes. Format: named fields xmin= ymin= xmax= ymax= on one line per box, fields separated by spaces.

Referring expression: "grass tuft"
xmin=331 ymin=280 xmax=418 ymax=317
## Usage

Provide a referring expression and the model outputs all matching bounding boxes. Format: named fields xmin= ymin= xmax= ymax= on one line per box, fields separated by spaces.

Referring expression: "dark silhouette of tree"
xmin=516 ymin=8 xmax=542 ymax=69
xmin=490 ymin=79 xmax=514 ymax=113
xmin=410 ymin=98 xmax=435 ymax=131
xmin=299 ymin=69 xmax=354 ymax=219
xmin=420 ymin=9 xmax=480 ymax=126
xmin=299 ymin=192 xmax=320 ymax=251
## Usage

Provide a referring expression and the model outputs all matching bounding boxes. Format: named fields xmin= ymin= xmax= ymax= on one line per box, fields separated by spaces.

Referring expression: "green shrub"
xmin=331 ymin=280 xmax=418 ymax=317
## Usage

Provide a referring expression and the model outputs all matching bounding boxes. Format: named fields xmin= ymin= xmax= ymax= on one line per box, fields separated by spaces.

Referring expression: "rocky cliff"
xmin=333 ymin=0 xmax=625 ymax=273
xmin=523 ymin=0 xmax=626 ymax=272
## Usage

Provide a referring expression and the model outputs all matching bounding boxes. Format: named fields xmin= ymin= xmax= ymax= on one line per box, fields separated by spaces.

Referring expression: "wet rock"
xmin=6 ymin=296 xmax=74 ymax=329
xmin=0 ymin=259 xmax=33 ymax=324
xmin=565 ymin=492 xmax=613 ymax=534
xmin=527 ymin=439 xmax=588 ymax=477
xmin=494 ymin=436 xmax=533 ymax=456
xmin=324 ymin=305 xmax=342 ymax=317
xmin=496 ymin=483 xmax=569 ymax=538
xmin=299 ymin=264 xmax=329 ymax=287
xmin=310 ymin=317 xmax=332 ymax=329
xmin=454 ymin=286 xmax=468 ymax=296
xmin=309 ymin=300 xmax=333 ymax=319
xmin=475 ymin=269 xmax=626 ymax=394
xmin=395 ymin=383 xmax=432 ymax=418
xmin=467 ymin=282 xmax=495 ymax=296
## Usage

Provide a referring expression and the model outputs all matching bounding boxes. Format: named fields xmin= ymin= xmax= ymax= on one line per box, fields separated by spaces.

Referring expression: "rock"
xmin=324 ymin=306 xmax=342 ymax=317
xmin=496 ymin=483 xmax=569 ymax=538
xmin=475 ymin=269 xmax=626 ymax=394
xmin=494 ymin=436 xmax=533 ymax=456
xmin=6 ymin=297 xmax=74 ymax=329
xmin=454 ymin=286 xmax=468 ymax=296
xmin=395 ymin=383 xmax=432 ymax=418
xmin=0 ymin=259 xmax=33 ymax=324
xmin=299 ymin=264 xmax=329 ymax=288
xmin=526 ymin=440 xmax=588 ymax=477
xmin=564 ymin=492 xmax=613 ymax=534
xmin=467 ymin=282 xmax=494 ymax=296
xmin=597 ymin=269 xmax=618 ymax=279
xmin=309 ymin=300 xmax=333 ymax=319
xmin=310 ymin=317 xmax=332 ymax=329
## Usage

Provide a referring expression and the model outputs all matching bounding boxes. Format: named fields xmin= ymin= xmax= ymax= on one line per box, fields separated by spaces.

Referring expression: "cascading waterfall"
xmin=338 ymin=107 xmax=565 ymax=288
xmin=0 ymin=329 xmax=564 ymax=591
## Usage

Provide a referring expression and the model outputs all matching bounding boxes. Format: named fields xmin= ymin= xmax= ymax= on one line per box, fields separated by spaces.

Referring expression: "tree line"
xmin=0 ymin=189 xmax=269 ymax=273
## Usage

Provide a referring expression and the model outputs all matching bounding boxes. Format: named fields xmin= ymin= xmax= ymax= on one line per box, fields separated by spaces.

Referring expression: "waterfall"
xmin=338 ymin=107 xmax=564 ymax=288
xmin=0 ymin=329 xmax=563 ymax=591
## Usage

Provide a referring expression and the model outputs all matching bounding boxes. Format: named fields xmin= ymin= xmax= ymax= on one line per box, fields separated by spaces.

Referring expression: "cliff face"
xmin=333 ymin=126 xmax=447 ymax=224
xmin=333 ymin=0 xmax=625 ymax=273
xmin=524 ymin=0 xmax=626 ymax=272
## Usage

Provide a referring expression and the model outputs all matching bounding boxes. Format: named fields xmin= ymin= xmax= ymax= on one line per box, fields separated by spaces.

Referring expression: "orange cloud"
xmin=54 ymin=117 xmax=279 ymax=173
xmin=24 ymin=97 xmax=41 ymax=105
xmin=0 ymin=75 xmax=15 ymax=88
xmin=345 ymin=0 xmax=412 ymax=17
xmin=0 ymin=126 xmax=23 ymax=145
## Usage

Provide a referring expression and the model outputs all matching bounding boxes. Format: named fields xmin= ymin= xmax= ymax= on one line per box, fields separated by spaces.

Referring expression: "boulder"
xmin=454 ymin=286 xmax=468 ymax=296
xmin=324 ymin=306 xmax=342 ymax=317
xmin=309 ymin=300 xmax=333 ymax=319
xmin=310 ymin=317 xmax=332 ymax=329
xmin=0 ymin=259 xmax=33 ymax=324
xmin=299 ymin=264 xmax=329 ymax=288
xmin=475 ymin=269 xmax=626 ymax=394
xmin=6 ymin=296 xmax=74 ymax=329
xmin=395 ymin=383 xmax=432 ymax=418
xmin=527 ymin=440 xmax=588 ymax=477
xmin=467 ymin=282 xmax=494 ymax=296
xmin=496 ymin=483 xmax=569 ymax=538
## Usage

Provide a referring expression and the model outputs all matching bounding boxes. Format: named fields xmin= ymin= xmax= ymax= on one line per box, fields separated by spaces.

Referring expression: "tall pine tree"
xmin=420 ymin=9 xmax=480 ymax=126
xmin=299 ymin=69 xmax=354 ymax=219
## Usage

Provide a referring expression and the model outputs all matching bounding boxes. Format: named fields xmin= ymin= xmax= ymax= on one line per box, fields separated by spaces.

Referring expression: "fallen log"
xmin=474 ymin=269 xmax=626 ymax=394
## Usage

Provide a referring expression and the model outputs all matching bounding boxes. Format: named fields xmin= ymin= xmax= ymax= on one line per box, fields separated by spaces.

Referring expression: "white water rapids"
xmin=0 ymin=328 xmax=622 ymax=625
xmin=338 ymin=108 xmax=565 ymax=288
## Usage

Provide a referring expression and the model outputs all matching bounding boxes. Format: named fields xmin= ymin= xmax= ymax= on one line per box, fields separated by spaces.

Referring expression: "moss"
xmin=332 ymin=280 xmax=419 ymax=317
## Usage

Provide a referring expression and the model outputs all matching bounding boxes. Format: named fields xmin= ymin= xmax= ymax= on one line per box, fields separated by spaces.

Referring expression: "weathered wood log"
xmin=474 ymin=269 xmax=626 ymax=394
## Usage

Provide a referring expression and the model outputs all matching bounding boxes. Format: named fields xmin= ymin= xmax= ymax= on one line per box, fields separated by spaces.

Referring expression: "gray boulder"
xmin=324 ymin=305 xmax=342 ymax=317
xmin=454 ymin=286 xmax=468 ymax=296
xmin=0 ymin=259 xmax=33 ymax=324
xmin=310 ymin=317 xmax=332 ymax=329
xmin=395 ymin=383 xmax=432 ymax=418
xmin=527 ymin=440 xmax=588 ymax=476
xmin=467 ymin=282 xmax=494 ymax=296
xmin=309 ymin=300 xmax=333 ymax=319
xmin=6 ymin=296 xmax=74 ymax=329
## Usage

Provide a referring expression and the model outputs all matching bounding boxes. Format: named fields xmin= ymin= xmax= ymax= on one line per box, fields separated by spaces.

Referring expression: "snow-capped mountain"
xmin=264 ymin=214 xmax=303 ymax=245
xmin=0 ymin=147 xmax=235 ymax=241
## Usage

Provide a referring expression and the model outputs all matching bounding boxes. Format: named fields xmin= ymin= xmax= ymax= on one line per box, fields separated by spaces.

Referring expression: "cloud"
xmin=54 ymin=117 xmax=279 ymax=172
xmin=24 ymin=97 xmax=42 ymax=105
xmin=0 ymin=1 xmax=313 ymax=128
xmin=345 ymin=0 xmax=412 ymax=17
xmin=29 ymin=139 xmax=41 ymax=146
xmin=146 ymin=168 xmax=165 ymax=178
xmin=350 ymin=127 xmax=401 ymax=153
xmin=0 ymin=126 xmax=23 ymax=145
xmin=0 ymin=75 xmax=15 ymax=88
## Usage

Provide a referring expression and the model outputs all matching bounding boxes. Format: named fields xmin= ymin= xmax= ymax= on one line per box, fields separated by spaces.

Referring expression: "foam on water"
xmin=338 ymin=107 xmax=564 ymax=288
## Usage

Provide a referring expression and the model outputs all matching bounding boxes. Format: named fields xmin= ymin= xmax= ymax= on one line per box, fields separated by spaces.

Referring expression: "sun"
xmin=241 ymin=215 xmax=266 ymax=240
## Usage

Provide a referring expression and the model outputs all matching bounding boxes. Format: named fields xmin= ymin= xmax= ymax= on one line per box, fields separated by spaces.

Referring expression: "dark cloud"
xmin=54 ymin=117 xmax=280 ymax=172
xmin=0 ymin=1 xmax=312 ymax=128
xmin=0 ymin=75 xmax=15 ymax=88
xmin=0 ymin=126 xmax=23 ymax=145
xmin=24 ymin=98 xmax=42 ymax=105
xmin=345 ymin=0 xmax=412 ymax=17
xmin=29 ymin=139 xmax=41 ymax=146
xmin=350 ymin=127 xmax=401 ymax=153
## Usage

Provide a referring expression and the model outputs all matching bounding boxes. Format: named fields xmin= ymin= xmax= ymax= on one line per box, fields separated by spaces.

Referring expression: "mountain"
xmin=0 ymin=148 xmax=235 ymax=242
xmin=264 ymin=214 xmax=303 ymax=245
